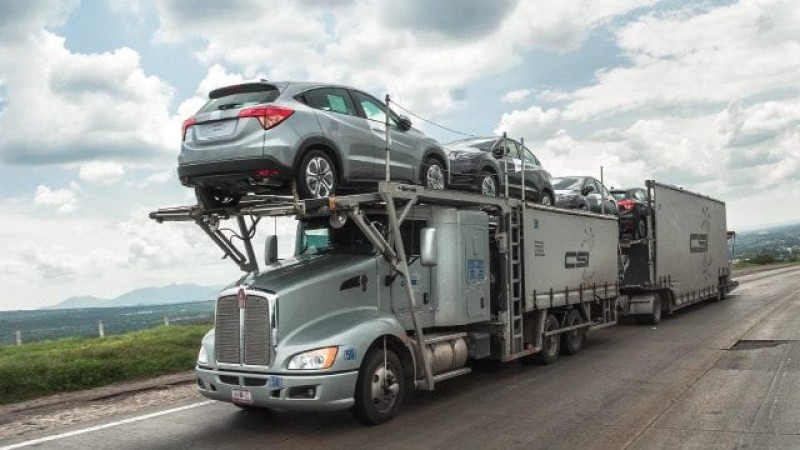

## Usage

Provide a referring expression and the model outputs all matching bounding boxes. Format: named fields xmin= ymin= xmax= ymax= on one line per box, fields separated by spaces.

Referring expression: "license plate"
xmin=231 ymin=388 xmax=252 ymax=404
xmin=196 ymin=120 xmax=235 ymax=139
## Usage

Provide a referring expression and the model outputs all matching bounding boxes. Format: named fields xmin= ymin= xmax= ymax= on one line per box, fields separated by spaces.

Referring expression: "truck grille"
xmin=215 ymin=295 xmax=271 ymax=366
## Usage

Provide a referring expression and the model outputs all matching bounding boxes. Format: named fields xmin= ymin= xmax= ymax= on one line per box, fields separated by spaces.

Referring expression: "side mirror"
xmin=265 ymin=235 xmax=278 ymax=265
xmin=420 ymin=227 xmax=437 ymax=267
xmin=398 ymin=116 xmax=412 ymax=131
xmin=582 ymin=185 xmax=596 ymax=196
xmin=492 ymin=143 xmax=506 ymax=159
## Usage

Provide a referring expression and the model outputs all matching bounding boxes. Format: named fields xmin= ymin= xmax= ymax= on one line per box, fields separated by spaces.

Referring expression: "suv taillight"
xmin=238 ymin=106 xmax=294 ymax=130
xmin=182 ymin=116 xmax=196 ymax=141
xmin=618 ymin=199 xmax=634 ymax=210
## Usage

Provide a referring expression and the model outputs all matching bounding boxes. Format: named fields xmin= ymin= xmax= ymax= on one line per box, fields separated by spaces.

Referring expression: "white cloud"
xmin=151 ymin=0 xmax=652 ymax=118
xmin=0 ymin=1 xmax=180 ymax=166
xmin=79 ymin=161 xmax=126 ymax=184
xmin=502 ymin=89 xmax=533 ymax=103
xmin=33 ymin=185 xmax=77 ymax=213
xmin=496 ymin=106 xmax=563 ymax=139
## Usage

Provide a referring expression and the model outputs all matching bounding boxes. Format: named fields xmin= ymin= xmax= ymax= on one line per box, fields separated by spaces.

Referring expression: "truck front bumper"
xmin=195 ymin=366 xmax=358 ymax=412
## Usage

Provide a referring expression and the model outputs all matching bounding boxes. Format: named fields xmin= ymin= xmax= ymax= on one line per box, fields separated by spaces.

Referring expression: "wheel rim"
xmin=305 ymin=156 xmax=335 ymax=198
xmin=369 ymin=363 xmax=400 ymax=414
xmin=544 ymin=320 xmax=558 ymax=356
xmin=426 ymin=163 xmax=444 ymax=190
xmin=541 ymin=194 xmax=552 ymax=206
xmin=481 ymin=175 xmax=496 ymax=196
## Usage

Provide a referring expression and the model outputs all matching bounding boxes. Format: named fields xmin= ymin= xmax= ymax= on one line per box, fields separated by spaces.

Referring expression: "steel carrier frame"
xmin=150 ymin=182 xmax=618 ymax=390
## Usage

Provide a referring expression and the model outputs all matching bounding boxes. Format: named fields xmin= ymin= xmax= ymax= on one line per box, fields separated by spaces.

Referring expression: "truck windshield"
xmin=296 ymin=218 xmax=374 ymax=256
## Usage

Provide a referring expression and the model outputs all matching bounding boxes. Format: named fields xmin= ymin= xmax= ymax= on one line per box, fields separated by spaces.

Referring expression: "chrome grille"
xmin=243 ymin=296 xmax=270 ymax=366
xmin=215 ymin=296 xmax=241 ymax=364
xmin=214 ymin=294 xmax=271 ymax=366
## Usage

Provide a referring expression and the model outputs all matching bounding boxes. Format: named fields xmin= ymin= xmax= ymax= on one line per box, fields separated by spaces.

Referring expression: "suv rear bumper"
xmin=178 ymin=158 xmax=293 ymax=191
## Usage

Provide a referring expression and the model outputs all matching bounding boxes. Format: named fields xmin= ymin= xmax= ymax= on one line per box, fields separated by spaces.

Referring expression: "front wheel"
xmin=422 ymin=157 xmax=445 ymax=190
xmin=297 ymin=150 xmax=337 ymax=199
xmin=352 ymin=349 xmax=404 ymax=425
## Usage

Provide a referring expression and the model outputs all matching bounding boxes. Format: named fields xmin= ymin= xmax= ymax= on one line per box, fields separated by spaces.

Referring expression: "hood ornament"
xmin=237 ymin=286 xmax=247 ymax=309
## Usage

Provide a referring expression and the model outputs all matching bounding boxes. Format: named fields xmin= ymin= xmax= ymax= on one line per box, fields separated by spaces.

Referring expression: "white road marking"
xmin=0 ymin=400 xmax=214 ymax=450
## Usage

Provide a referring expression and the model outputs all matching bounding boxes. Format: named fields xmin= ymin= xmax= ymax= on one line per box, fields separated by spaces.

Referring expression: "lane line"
xmin=0 ymin=400 xmax=214 ymax=450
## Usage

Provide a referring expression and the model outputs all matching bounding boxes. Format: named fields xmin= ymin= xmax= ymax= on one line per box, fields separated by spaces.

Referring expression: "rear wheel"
xmin=561 ymin=309 xmax=585 ymax=355
xmin=352 ymin=349 xmax=404 ymax=425
xmin=638 ymin=295 xmax=661 ymax=325
xmin=636 ymin=218 xmax=648 ymax=239
xmin=422 ymin=157 xmax=445 ymax=190
xmin=540 ymin=191 xmax=554 ymax=206
xmin=530 ymin=314 xmax=560 ymax=364
xmin=578 ymin=204 xmax=589 ymax=211
xmin=479 ymin=171 xmax=498 ymax=196
xmin=195 ymin=187 xmax=242 ymax=209
xmin=298 ymin=150 xmax=337 ymax=199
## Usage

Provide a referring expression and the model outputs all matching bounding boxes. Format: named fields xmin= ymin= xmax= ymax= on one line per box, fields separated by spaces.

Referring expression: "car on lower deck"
xmin=611 ymin=187 xmax=649 ymax=239
xmin=445 ymin=136 xmax=554 ymax=204
xmin=178 ymin=81 xmax=448 ymax=207
xmin=552 ymin=176 xmax=618 ymax=215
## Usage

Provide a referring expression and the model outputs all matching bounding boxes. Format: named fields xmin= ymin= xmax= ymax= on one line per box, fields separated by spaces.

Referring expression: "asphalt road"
xmin=3 ymin=266 xmax=800 ymax=450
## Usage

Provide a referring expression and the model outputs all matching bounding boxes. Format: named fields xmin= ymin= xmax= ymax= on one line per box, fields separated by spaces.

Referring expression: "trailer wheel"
xmin=535 ymin=315 xmax=561 ymax=364
xmin=639 ymin=295 xmax=661 ymax=325
xmin=561 ymin=309 xmax=585 ymax=355
xmin=352 ymin=348 xmax=404 ymax=425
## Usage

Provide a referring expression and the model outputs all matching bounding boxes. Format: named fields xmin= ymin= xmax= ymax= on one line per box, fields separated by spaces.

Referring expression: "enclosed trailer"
xmin=619 ymin=180 xmax=738 ymax=324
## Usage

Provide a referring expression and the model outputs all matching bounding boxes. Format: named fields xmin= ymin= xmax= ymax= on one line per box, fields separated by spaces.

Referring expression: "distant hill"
xmin=46 ymin=284 xmax=223 ymax=310
xmin=734 ymin=222 xmax=800 ymax=258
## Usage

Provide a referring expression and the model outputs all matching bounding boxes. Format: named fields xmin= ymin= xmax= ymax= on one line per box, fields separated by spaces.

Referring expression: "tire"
xmin=534 ymin=314 xmax=560 ymax=364
xmin=636 ymin=218 xmax=647 ymax=239
xmin=638 ymin=295 xmax=661 ymax=325
xmin=540 ymin=191 xmax=554 ymax=206
xmin=478 ymin=171 xmax=498 ymax=196
xmin=422 ymin=157 xmax=445 ymax=190
xmin=195 ymin=186 xmax=242 ymax=209
xmin=561 ymin=309 xmax=585 ymax=355
xmin=352 ymin=348 xmax=404 ymax=425
xmin=578 ymin=204 xmax=589 ymax=211
xmin=297 ymin=150 xmax=337 ymax=199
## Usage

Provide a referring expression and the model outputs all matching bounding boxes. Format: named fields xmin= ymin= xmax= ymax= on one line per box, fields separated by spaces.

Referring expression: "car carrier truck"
xmin=617 ymin=180 xmax=739 ymax=325
xmin=150 ymin=182 xmax=621 ymax=424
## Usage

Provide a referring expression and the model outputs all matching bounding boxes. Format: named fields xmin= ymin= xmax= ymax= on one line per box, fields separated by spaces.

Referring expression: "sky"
xmin=0 ymin=0 xmax=798 ymax=310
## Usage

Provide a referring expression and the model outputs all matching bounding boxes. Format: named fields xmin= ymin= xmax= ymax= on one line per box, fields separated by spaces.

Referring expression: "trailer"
xmin=150 ymin=182 xmax=619 ymax=424
xmin=618 ymin=180 xmax=739 ymax=324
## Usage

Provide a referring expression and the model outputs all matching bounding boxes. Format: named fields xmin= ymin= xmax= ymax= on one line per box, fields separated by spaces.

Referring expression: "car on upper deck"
xmin=445 ymin=136 xmax=554 ymax=204
xmin=179 ymin=81 xmax=448 ymax=207
xmin=552 ymin=176 xmax=618 ymax=215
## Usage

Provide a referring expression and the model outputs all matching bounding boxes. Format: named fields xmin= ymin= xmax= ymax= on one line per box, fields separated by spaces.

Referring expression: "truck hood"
xmin=246 ymin=253 xmax=375 ymax=294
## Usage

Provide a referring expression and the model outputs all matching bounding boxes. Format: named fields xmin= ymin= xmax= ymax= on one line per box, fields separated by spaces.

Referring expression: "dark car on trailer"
xmin=612 ymin=187 xmax=649 ymax=239
xmin=178 ymin=81 xmax=449 ymax=207
xmin=552 ymin=176 xmax=618 ymax=215
xmin=445 ymin=136 xmax=554 ymax=204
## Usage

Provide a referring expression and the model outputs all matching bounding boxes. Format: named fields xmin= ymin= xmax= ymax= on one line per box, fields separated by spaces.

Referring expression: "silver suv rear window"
xmin=199 ymin=84 xmax=280 ymax=113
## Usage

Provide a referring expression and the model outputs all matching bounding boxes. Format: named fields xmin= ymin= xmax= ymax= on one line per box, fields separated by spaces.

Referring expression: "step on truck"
xmin=150 ymin=182 xmax=620 ymax=424
xmin=617 ymin=180 xmax=739 ymax=325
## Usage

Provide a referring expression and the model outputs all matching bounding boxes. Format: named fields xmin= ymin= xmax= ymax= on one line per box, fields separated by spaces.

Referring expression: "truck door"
xmin=389 ymin=219 xmax=434 ymax=326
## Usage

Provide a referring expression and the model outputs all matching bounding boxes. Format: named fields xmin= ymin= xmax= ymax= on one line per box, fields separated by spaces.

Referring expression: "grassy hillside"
xmin=0 ymin=324 xmax=210 ymax=405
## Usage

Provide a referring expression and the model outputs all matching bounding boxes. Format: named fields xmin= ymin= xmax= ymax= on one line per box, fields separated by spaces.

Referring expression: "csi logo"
xmin=564 ymin=251 xmax=590 ymax=269
xmin=690 ymin=234 xmax=708 ymax=253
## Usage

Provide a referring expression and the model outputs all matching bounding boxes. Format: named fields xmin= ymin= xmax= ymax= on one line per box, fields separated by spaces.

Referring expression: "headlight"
xmin=197 ymin=345 xmax=209 ymax=365
xmin=449 ymin=151 xmax=476 ymax=160
xmin=287 ymin=347 xmax=338 ymax=370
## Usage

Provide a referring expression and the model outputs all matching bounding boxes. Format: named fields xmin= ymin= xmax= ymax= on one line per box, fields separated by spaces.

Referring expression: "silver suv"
xmin=179 ymin=81 xmax=448 ymax=206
